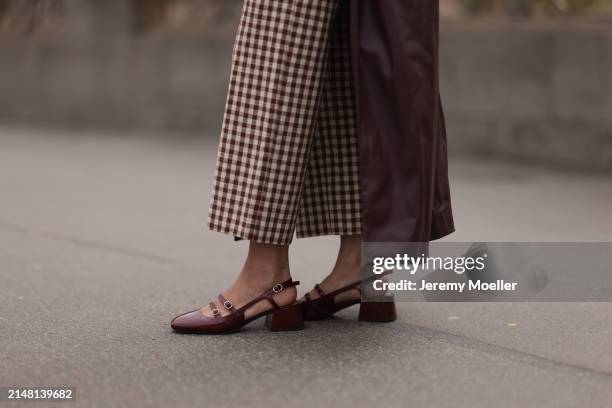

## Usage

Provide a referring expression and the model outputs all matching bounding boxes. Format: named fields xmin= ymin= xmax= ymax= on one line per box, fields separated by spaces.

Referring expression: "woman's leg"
xmin=295 ymin=0 xmax=361 ymax=240
xmin=295 ymin=0 xmax=363 ymax=301
xmin=208 ymin=0 xmax=342 ymax=245
xmin=304 ymin=234 xmax=362 ymax=302
xmin=200 ymin=242 xmax=295 ymax=320
xmin=202 ymin=1 xmax=345 ymax=318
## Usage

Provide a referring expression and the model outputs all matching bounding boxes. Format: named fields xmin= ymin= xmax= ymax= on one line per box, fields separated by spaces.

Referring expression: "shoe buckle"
xmin=223 ymin=300 xmax=233 ymax=310
xmin=272 ymin=283 xmax=283 ymax=293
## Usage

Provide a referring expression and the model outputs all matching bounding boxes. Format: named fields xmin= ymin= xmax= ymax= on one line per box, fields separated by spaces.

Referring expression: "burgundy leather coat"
xmin=351 ymin=0 xmax=455 ymax=243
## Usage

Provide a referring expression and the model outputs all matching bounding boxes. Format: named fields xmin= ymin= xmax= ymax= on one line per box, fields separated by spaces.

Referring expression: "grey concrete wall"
xmin=1 ymin=3 xmax=611 ymax=171
xmin=0 ymin=0 xmax=234 ymax=132
xmin=441 ymin=21 xmax=612 ymax=171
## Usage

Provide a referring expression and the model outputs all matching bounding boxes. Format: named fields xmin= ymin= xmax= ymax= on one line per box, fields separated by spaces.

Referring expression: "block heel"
xmin=265 ymin=303 xmax=304 ymax=332
xmin=358 ymin=301 xmax=397 ymax=323
xmin=302 ymin=271 xmax=396 ymax=321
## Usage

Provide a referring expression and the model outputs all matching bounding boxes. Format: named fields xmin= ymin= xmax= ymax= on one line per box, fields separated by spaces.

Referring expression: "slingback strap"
xmin=237 ymin=278 xmax=300 ymax=316
xmin=320 ymin=270 xmax=394 ymax=299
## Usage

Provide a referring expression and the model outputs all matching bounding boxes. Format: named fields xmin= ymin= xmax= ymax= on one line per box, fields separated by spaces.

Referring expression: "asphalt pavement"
xmin=1 ymin=127 xmax=611 ymax=408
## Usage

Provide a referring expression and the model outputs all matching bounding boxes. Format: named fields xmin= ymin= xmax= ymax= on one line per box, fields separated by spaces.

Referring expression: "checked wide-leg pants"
xmin=208 ymin=0 xmax=361 ymax=245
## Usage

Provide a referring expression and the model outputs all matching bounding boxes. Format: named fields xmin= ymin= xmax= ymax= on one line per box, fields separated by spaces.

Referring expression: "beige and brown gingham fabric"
xmin=208 ymin=0 xmax=361 ymax=245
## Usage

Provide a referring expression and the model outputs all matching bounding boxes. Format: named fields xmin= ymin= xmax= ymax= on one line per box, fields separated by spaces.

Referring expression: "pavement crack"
xmin=0 ymin=220 xmax=174 ymax=264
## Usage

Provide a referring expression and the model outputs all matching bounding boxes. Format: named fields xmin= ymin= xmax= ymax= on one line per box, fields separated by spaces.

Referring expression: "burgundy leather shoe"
xmin=301 ymin=274 xmax=397 ymax=322
xmin=171 ymin=278 xmax=304 ymax=334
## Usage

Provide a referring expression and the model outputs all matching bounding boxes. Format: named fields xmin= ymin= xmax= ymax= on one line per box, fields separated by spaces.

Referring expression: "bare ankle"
xmin=240 ymin=241 xmax=291 ymax=285
xmin=334 ymin=235 xmax=362 ymax=273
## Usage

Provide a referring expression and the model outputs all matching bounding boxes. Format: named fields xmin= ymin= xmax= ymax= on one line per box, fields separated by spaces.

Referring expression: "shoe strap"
xmin=236 ymin=278 xmax=300 ymax=316
xmin=209 ymin=302 xmax=221 ymax=318
xmin=319 ymin=270 xmax=393 ymax=299
xmin=314 ymin=283 xmax=325 ymax=297
xmin=218 ymin=294 xmax=239 ymax=317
